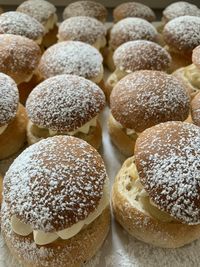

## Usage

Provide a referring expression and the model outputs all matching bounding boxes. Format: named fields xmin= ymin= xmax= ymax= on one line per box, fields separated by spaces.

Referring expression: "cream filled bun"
xmin=162 ymin=2 xmax=200 ymax=24
xmin=1 ymin=135 xmax=110 ymax=267
xmin=17 ymin=0 xmax=58 ymax=48
xmin=63 ymin=1 xmax=108 ymax=23
xmin=112 ymin=121 xmax=200 ymax=248
xmin=113 ymin=2 xmax=156 ymax=23
xmin=0 ymin=34 xmax=41 ymax=85
xmin=38 ymin=41 xmax=105 ymax=92
xmin=105 ymin=40 xmax=171 ymax=99
xmin=0 ymin=73 xmax=28 ymax=160
xmin=163 ymin=16 xmax=200 ymax=62
xmin=26 ymin=74 xmax=105 ymax=149
xmin=0 ymin=11 xmax=45 ymax=44
xmin=173 ymin=45 xmax=200 ymax=98
xmin=109 ymin=70 xmax=190 ymax=157
xmin=105 ymin=17 xmax=158 ymax=71
xmin=58 ymin=16 xmax=106 ymax=50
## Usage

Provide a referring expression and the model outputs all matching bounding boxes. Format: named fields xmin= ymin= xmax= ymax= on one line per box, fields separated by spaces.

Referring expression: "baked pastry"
xmin=173 ymin=45 xmax=200 ymax=98
xmin=109 ymin=70 xmax=190 ymax=156
xmin=63 ymin=1 xmax=107 ymax=23
xmin=0 ymin=174 xmax=2 ymax=206
xmin=163 ymin=16 xmax=200 ymax=72
xmin=17 ymin=0 xmax=58 ymax=49
xmin=105 ymin=40 xmax=171 ymax=99
xmin=0 ymin=34 xmax=41 ymax=104
xmin=113 ymin=2 xmax=156 ymax=23
xmin=38 ymin=41 xmax=105 ymax=94
xmin=112 ymin=121 xmax=200 ymax=248
xmin=0 ymin=11 xmax=45 ymax=44
xmin=58 ymin=16 xmax=106 ymax=50
xmin=162 ymin=1 xmax=200 ymax=24
xmin=191 ymin=92 xmax=200 ymax=126
xmin=105 ymin=17 xmax=158 ymax=71
xmin=0 ymin=72 xmax=27 ymax=160
xmin=2 ymin=135 xmax=110 ymax=267
xmin=26 ymin=74 xmax=105 ymax=149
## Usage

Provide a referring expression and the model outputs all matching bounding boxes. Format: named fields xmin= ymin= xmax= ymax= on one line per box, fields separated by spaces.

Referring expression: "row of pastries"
xmin=0 ymin=1 xmax=200 ymax=267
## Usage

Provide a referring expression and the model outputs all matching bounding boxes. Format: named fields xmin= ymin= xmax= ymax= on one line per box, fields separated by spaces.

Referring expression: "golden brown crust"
xmin=63 ymin=1 xmax=108 ymax=23
xmin=113 ymin=2 xmax=156 ymax=23
xmin=0 ymin=104 xmax=28 ymax=160
xmin=191 ymin=93 xmax=200 ymax=126
xmin=168 ymin=50 xmax=192 ymax=73
xmin=134 ymin=121 xmax=200 ymax=224
xmin=18 ymin=74 xmax=43 ymax=105
xmin=108 ymin=114 xmax=137 ymax=157
xmin=110 ymin=71 xmax=190 ymax=132
xmin=112 ymin=176 xmax=200 ymax=248
xmin=2 ymin=204 xmax=110 ymax=267
xmin=0 ymin=34 xmax=41 ymax=84
xmin=41 ymin=24 xmax=58 ymax=50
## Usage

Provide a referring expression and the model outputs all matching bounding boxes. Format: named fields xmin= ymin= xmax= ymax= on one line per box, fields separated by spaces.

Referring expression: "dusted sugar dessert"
xmin=112 ymin=121 xmax=200 ymax=248
xmin=2 ymin=135 xmax=110 ymax=267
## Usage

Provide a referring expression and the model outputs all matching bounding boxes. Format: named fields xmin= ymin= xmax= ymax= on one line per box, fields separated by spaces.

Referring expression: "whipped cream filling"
xmin=44 ymin=13 xmax=57 ymax=33
xmin=0 ymin=124 xmax=8 ymax=135
xmin=184 ymin=64 xmax=200 ymax=89
xmin=107 ymin=68 xmax=127 ymax=88
xmin=119 ymin=158 xmax=174 ymax=222
xmin=48 ymin=116 xmax=97 ymax=136
xmin=11 ymin=178 xmax=109 ymax=245
xmin=111 ymin=115 xmax=138 ymax=137
xmin=93 ymin=36 xmax=107 ymax=50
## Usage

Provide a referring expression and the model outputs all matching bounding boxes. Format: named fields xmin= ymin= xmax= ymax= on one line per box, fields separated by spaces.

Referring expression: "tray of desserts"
xmin=0 ymin=0 xmax=200 ymax=267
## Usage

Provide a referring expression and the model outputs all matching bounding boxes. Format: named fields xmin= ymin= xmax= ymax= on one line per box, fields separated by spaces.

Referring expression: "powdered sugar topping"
xmin=110 ymin=17 xmax=158 ymax=50
xmin=58 ymin=16 xmax=106 ymax=45
xmin=0 ymin=73 xmax=19 ymax=126
xmin=0 ymin=11 xmax=44 ymax=41
xmin=164 ymin=16 xmax=200 ymax=54
xmin=17 ymin=0 xmax=56 ymax=25
xmin=26 ymin=74 xmax=105 ymax=131
xmin=135 ymin=121 xmax=200 ymax=224
xmin=3 ymin=135 xmax=107 ymax=231
xmin=163 ymin=1 xmax=200 ymax=22
xmin=38 ymin=41 xmax=103 ymax=79
xmin=113 ymin=40 xmax=171 ymax=71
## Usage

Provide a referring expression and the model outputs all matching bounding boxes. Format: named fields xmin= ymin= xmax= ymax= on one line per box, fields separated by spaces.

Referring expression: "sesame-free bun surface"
xmin=0 ymin=11 xmax=44 ymax=42
xmin=3 ymin=135 xmax=108 ymax=231
xmin=0 ymin=103 xmax=28 ymax=160
xmin=162 ymin=2 xmax=200 ymax=24
xmin=26 ymin=74 xmax=105 ymax=132
xmin=17 ymin=0 xmax=56 ymax=27
xmin=163 ymin=16 xmax=200 ymax=57
xmin=113 ymin=40 xmax=171 ymax=72
xmin=109 ymin=18 xmax=158 ymax=50
xmin=63 ymin=1 xmax=107 ymax=23
xmin=113 ymin=2 xmax=156 ymax=23
xmin=191 ymin=93 xmax=200 ymax=126
xmin=58 ymin=16 xmax=106 ymax=46
xmin=112 ymin=157 xmax=200 ymax=248
xmin=192 ymin=45 xmax=200 ymax=69
xmin=38 ymin=41 xmax=103 ymax=80
xmin=110 ymin=71 xmax=190 ymax=132
xmin=0 ymin=34 xmax=41 ymax=85
xmin=2 ymin=201 xmax=110 ymax=267
xmin=135 ymin=121 xmax=200 ymax=224
xmin=0 ymin=73 xmax=19 ymax=127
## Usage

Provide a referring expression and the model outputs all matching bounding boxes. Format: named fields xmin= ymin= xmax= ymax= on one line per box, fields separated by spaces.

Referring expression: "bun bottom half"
xmin=108 ymin=114 xmax=138 ymax=157
xmin=1 ymin=204 xmax=110 ymax=267
xmin=41 ymin=24 xmax=58 ymax=50
xmin=112 ymin=158 xmax=200 ymax=248
xmin=27 ymin=120 xmax=103 ymax=150
xmin=0 ymin=104 xmax=28 ymax=160
xmin=168 ymin=51 xmax=191 ymax=73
